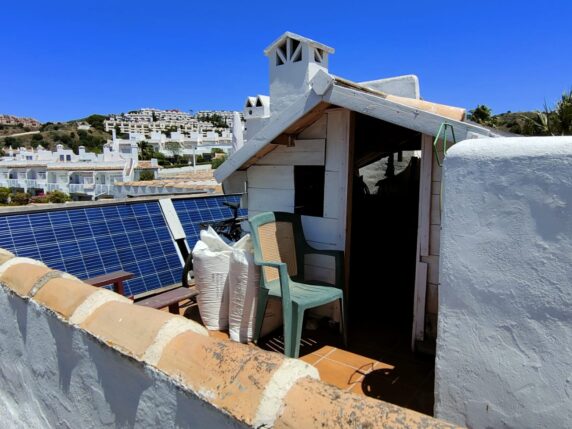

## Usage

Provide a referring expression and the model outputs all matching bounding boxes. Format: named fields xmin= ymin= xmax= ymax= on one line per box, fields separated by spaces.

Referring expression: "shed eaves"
xmin=214 ymin=73 xmax=500 ymax=183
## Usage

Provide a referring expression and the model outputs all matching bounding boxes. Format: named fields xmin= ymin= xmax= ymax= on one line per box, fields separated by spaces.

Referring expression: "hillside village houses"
xmin=0 ymin=139 xmax=158 ymax=199
xmin=0 ymin=108 xmax=242 ymax=199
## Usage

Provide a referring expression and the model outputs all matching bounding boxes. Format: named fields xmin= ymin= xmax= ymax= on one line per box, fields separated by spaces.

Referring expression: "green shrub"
xmin=0 ymin=187 xmax=11 ymax=204
xmin=47 ymin=190 xmax=71 ymax=203
xmin=211 ymin=155 xmax=227 ymax=170
xmin=11 ymin=192 xmax=30 ymax=205
xmin=139 ymin=170 xmax=155 ymax=181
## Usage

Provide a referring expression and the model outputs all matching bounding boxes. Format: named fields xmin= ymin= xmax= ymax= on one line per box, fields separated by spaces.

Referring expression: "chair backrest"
xmin=249 ymin=212 xmax=306 ymax=284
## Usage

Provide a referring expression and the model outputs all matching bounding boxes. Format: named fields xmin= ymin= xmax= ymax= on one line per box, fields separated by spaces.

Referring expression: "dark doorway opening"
xmin=348 ymin=113 xmax=421 ymax=338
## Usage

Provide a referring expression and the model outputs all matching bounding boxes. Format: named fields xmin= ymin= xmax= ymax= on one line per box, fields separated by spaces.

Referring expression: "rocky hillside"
xmin=0 ymin=115 xmax=112 ymax=154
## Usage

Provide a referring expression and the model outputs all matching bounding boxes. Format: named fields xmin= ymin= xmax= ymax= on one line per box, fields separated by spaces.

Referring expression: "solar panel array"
xmin=0 ymin=194 xmax=245 ymax=297
xmin=173 ymin=194 xmax=246 ymax=249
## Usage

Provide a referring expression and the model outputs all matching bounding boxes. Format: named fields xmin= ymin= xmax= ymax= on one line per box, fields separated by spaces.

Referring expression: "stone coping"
xmin=0 ymin=250 xmax=459 ymax=428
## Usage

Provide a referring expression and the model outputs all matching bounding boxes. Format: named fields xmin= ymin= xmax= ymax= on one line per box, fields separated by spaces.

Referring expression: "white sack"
xmin=228 ymin=237 xmax=283 ymax=343
xmin=193 ymin=227 xmax=251 ymax=330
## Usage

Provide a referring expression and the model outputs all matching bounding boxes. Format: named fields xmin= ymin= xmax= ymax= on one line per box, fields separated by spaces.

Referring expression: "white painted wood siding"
xmin=246 ymin=110 xmax=352 ymax=314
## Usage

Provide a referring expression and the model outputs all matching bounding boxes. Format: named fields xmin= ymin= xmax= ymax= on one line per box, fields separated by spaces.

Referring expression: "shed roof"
xmin=214 ymin=71 xmax=501 ymax=183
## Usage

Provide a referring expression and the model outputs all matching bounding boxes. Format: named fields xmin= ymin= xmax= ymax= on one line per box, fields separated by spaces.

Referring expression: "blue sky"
xmin=2 ymin=0 xmax=571 ymax=122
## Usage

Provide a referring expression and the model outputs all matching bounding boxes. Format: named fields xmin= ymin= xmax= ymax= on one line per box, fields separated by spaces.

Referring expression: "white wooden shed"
xmin=215 ymin=32 xmax=503 ymax=350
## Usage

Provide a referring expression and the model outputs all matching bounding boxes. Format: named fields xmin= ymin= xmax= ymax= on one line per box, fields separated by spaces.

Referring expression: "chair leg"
xmin=285 ymin=304 xmax=305 ymax=358
xmin=339 ymin=298 xmax=348 ymax=348
xmin=253 ymin=288 xmax=269 ymax=344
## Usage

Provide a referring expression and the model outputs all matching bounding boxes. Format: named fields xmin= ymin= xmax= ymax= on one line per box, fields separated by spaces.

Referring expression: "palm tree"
xmin=523 ymin=90 xmax=572 ymax=136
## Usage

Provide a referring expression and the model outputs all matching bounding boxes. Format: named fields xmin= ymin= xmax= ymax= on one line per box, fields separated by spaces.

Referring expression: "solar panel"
xmin=172 ymin=194 xmax=246 ymax=250
xmin=0 ymin=201 xmax=181 ymax=297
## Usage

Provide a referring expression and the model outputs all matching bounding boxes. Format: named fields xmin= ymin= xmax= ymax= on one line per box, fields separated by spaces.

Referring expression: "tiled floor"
xmin=178 ymin=300 xmax=435 ymax=416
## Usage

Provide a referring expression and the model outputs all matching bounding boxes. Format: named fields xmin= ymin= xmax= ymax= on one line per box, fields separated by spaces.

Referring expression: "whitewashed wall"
xmin=435 ymin=137 xmax=572 ymax=428
xmin=0 ymin=287 xmax=246 ymax=429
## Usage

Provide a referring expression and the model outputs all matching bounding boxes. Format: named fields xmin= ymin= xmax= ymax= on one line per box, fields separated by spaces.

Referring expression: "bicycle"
xmin=181 ymin=201 xmax=246 ymax=288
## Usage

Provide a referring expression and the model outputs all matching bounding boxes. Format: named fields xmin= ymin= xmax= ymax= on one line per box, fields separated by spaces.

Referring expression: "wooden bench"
xmin=135 ymin=286 xmax=198 ymax=314
xmin=84 ymin=270 xmax=134 ymax=296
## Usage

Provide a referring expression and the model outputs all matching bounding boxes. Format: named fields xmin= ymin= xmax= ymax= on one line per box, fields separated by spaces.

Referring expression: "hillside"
xmin=0 ymin=115 xmax=112 ymax=154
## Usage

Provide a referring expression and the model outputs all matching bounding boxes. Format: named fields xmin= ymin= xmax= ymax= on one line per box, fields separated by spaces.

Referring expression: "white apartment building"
xmin=113 ymin=130 xmax=233 ymax=158
xmin=0 ymin=141 xmax=159 ymax=200
xmin=104 ymin=108 xmax=242 ymax=136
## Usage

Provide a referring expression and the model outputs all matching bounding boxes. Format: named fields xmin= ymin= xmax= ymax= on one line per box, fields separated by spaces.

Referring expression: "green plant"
xmin=211 ymin=155 xmax=227 ymax=169
xmin=84 ymin=114 xmax=106 ymax=131
xmin=139 ymin=170 xmax=155 ymax=181
xmin=47 ymin=190 xmax=71 ymax=203
xmin=4 ymin=136 xmax=17 ymax=147
xmin=30 ymin=195 xmax=49 ymax=204
xmin=11 ymin=192 xmax=30 ymax=205
xmin=0 ymin=187 xmax=11 ymax=204
xmin=468 ymin=105 xmax=496 ymax=127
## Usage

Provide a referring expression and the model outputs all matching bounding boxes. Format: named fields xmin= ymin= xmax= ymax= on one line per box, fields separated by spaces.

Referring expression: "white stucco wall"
xmin=435 ymin=137 xmax=572 ymax=428
xmin=0 ymin=286 xmax=246 ymax=429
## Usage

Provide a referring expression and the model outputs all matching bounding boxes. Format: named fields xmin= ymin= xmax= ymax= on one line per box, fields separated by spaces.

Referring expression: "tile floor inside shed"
xmin=180 ymin=301 xmax=435 ymax=416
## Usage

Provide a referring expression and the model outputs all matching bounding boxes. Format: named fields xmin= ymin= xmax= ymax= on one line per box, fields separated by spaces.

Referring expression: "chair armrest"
xmin=253 ymin=259 xmax=292 ymax=300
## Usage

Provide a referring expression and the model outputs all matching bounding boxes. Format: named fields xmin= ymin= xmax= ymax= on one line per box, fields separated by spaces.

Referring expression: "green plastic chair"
xmin=249 ymin=211 xmax=347 ymax=358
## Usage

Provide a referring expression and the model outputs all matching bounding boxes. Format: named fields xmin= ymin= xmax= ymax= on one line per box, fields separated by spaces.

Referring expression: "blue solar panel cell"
xmin=172 ymin=194 xmax=244 ymax=251
xmin=0 ymin=201 xmax=183 ymax=296
xmin=0 ymin=195 xmax=244 ymax=297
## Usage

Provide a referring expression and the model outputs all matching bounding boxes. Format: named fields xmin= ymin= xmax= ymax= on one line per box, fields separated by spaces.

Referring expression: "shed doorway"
xmin=348 ymin=114 xmax=421 ymax=349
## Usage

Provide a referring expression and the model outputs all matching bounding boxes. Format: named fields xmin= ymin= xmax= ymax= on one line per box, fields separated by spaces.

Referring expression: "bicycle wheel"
xmin=181 ymin=252 xmax=194 ymax=289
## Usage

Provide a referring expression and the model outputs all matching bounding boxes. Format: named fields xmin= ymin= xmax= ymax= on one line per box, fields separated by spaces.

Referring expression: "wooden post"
xmin=411 ymin=134 xmax=433 ymax=349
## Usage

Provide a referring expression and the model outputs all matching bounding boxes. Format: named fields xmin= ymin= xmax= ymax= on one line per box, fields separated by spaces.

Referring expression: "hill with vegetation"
xmin=469 ymin=90 xmax=572 ymax=136
xmin=0 ymin=114 xmax=111 ymax=153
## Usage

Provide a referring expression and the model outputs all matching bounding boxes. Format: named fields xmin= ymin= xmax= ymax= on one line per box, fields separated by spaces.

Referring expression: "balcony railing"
xmin=95 ymin=184 xmax=114 ymax=196
xmin=46 ymin=183 xmax=69 ymax=192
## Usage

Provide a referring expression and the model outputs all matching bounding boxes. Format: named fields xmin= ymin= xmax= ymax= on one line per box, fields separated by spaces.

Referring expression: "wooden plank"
xmin=418 ymin=134 xmax=433 ymax=257
xmin=257 ymin=139 xmax=326 ymax=166
xmin=297 ymin=114 xmax=327 ymax=139
xmin=305 ymin=252 xmax=335 ymax=270
xmin=333 ymin=75 xmax=466 ymax=121
xmin=84 ymin=271 xmax=133 ymax=287
xmin=432 ymin=154 xmax=443 ymax=182
xmin=247 ymin=187 xmax=294 ymax=212
xmin=343 ymin=111 xmax=355 ymax=312
xmin=426 ymin=259 xmax=440 ymax=285
xmin=323 ymin=171 xmax=340 ymax=219
xmin=426 ymin=283 xmax=439 ymax=315
xmin=304 ymin=265 xmax=336 ymax=285
xmin=325 ymin=111 xmax=348 ymax=172
xmin=411 ymin=134 xmax=433 ymax=349
xmin=430 ymin=194 xmax=441 ymax=226
xmin=136 ymin=286 xmax=198 ymax=312
xmin=429 ymin=224 xmax=441 ymax=256
xmin=326 ymin=109 xmax=352 ymax=252
xmin=257 ymin=151 xmax=324 ymax=166
xmin=247 ymin=165 xmax=294 ymax=190
xmin=412 ymin=262 xmax=428 ymax=343
xmin=324 ymin=85 xmax=497 ymax=144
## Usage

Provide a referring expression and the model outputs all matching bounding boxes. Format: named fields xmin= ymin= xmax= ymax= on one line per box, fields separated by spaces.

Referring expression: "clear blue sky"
xmin=2 ymin=0 xmax=571 ymax=122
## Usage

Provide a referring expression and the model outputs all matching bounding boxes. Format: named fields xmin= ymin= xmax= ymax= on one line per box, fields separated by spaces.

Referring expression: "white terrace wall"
xmin=0 ymin=252 xmax=454 ymax=429
xmin=435 ymin=137 xmax=572 ymax=428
